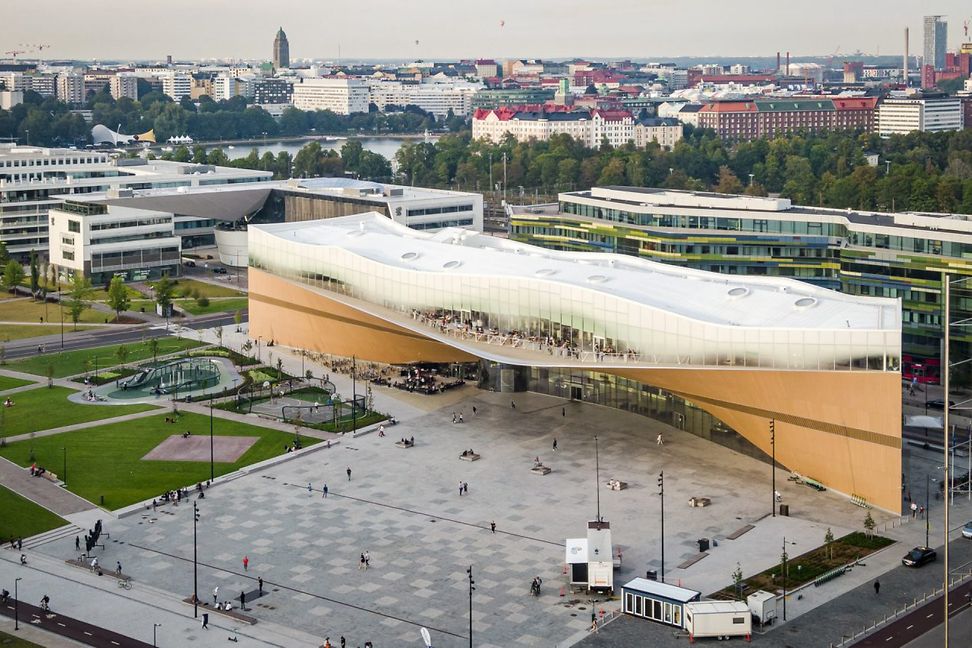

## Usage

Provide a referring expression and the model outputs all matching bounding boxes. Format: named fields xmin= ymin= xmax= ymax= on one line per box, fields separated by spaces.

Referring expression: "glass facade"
xmin=249 ymin=225 xmax=899 ymax=373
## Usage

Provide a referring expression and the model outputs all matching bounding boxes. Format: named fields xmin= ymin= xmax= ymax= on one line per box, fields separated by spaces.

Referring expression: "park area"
xmin=7 ymin=338 xmax=206 ymax=378
xmin=219 ymin=384 xmax=386 ymax=433
xmin=0 ymin=411 xmax=316 ymax=509
xmin=0 ymin=484 xmax=67 ymax=542
xmin=0 ymin=385 xmax=158 ymax=438
xmin=0 ymin=375 xmax=34 ymax=391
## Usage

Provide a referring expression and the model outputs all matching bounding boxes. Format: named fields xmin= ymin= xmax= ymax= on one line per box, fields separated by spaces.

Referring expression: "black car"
xmin=902 ymin=546 xmax=936 ymax=567
xmin=212 ymin=267 xmax=228 ymax=274
xmin=927 ymin=399 xmax=956 ymax=410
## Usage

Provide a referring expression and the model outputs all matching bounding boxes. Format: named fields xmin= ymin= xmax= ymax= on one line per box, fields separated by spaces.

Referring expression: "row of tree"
xmin=386 ymin=127 xmax=972 ymax=215
xmin=0 ymin=89 xmax=465 ymax=146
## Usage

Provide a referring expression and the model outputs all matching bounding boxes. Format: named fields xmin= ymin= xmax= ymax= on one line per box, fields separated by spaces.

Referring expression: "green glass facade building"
xmin=510 ymin=186 xmax=972 ymax=384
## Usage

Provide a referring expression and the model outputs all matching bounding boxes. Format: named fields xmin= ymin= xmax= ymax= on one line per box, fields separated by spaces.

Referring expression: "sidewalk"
xmin=0 ymin=457 xmax=95 ymax=516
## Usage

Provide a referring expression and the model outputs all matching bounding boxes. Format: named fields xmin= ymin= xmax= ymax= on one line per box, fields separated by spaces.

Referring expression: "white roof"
xmin=252 ymin=213 xmax=900 ymax=332
xmin=685 ymin=600 xmax=750 ymax=613
xmin=622 ymin=578 xmax=700 ymax=603
xmin=565 ymin=538 xmax=588 ymax=564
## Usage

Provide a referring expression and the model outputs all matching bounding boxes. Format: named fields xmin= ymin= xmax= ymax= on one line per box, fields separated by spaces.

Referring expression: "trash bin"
xmin=698 ymin=538 xmax=710 ymax=552
xmin=780 ymin=504 xmax=789 ymax=516
xmin=646 ymin=570 xmax=657 ymax=581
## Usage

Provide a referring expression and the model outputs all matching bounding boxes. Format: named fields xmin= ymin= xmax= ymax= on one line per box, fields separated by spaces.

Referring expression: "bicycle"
xmin=117 ymin=577 xmax=133 ymax=590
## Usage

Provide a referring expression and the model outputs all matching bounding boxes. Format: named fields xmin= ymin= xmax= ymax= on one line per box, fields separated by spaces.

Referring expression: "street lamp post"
xmin=193 ymin=501 xmax=200 ymax=618
xmin=153 ymin=622 xmax=162 ymax=647
xmin=466 ymin=566 xmax=475 ymax=648
xmin=351 ymin=355 xmax=357 ymax=433
xmin=62 ymin=446 xmax=67 ymax=485
xmin=658 ymin=471 xmax=665 ymax=583
xmin=925 ymin=473 xmax=930 ymax=547
xmin=59 ymin=291 xmax=64 ymax=349
xmin=14 ymin=577 xmax=21 ymax=631
xmin=771 ymin=418 xmax=776 ymax=517
xmin=209 ymin=394 xmax=214 ymax=483
xmin=782 ymin=538 xmax=788 ymax=621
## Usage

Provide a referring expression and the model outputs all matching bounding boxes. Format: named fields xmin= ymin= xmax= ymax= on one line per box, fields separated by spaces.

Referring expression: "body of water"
xmin=203 ymin=136 xmax=435 ymax=162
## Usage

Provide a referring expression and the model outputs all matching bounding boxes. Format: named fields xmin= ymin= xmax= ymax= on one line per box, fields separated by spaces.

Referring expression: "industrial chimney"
xmin=786 ymin=51 xmax=790 ymax=76
xmin=903 ymin=27 xmax=909 ymax=88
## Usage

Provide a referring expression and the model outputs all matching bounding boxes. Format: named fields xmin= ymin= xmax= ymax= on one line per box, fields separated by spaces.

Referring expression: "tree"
xmin=66 ymin=274 xmax=93 ymax=330
xmin=46 ymin=363 xmax=54 ymax=388
xmin=148 ymin=338 xmax=159 ymax=364
xmin=116 ymin=344 xmax=130 ymax=366
xmin=29 ymin=249 xmax=39 ymax=298
xmin=234 ymin=309 xmax=243 ymax=332
xmin=731 ymin=562 xmax=744 ymax=599
xmin=215 ymin=326 xmax=223 ymax=349
xmin=154 ymin=277 xmax=175 ymax=328
xmin=715 ymin=166 xmax=744 ymax=194
xmin=2 ymin=260 xmax=24 ymax=292
xmin=107 ymin=276 xmax=131 ymax=321
xmin=863 ymin=511 xmax=876 ymax=538
xmin=824 ymin=528 xmax=834 ymax=560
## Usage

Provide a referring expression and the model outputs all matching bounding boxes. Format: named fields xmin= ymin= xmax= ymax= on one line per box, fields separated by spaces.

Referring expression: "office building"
xmin=47 ymin=197 xmax=181 ymax=284
xmin=633 ymin=117 xmax=683 ymax=150
xmin=273 ymin=27 xmax=290 ymax=70
xmin=367 ymin=80 xmax=482 ymax=117
xmin=696 ymin=98 xmax=877 ymax=141
xmin=924 ymin=15 xmax=947 ymax=70
xmin=472 ymin=107 xmax=645 ymax=149
xmin=109 ymin=73 xmax=139 ymax=101
xmin=252 ymin=77 xmax=293 ymax=104
xmin=0 ymin=145 xmax=271 ymax=260
xmin=247 ymin=212 xmax=902 ymax=510
xmin=877 ymin=95 xmax=963 ymax=135
xmin=56 ymin=73 xmax=84 ymax=105
xmin=509 ymin=185 xmax=972 ymax=384
xmin=292 ymin=77 xmax=369 ymax=115
xmin=471 ymin=88 xmax=556 ymax=110
xmin=161 ymin=73 xmax=192 ymax=101
xmin=0 ymin=90 xmax=23 ymax=110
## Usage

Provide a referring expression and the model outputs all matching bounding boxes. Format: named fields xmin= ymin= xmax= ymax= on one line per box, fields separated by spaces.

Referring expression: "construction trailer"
xmin=683 ymin=600 xmax=752 ymax=642
xmin=621 ymin=578 xmax=701 ymax=628
xmin=566 ymin=519 xmax=615 ymax=593
xmin=746 ymin=590 xmax=778 ymax=626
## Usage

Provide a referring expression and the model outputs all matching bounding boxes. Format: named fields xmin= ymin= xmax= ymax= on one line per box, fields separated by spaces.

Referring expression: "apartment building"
xmin=697 ymin=98 xmax=877 ymax=141
xmin=56 ymin=73 xmax=85 ymax=105
xmin=877 ymin=95 xmax=963 ymax=136
xmin=109 ymin=74 xmax=139 ymax=101
xmin=161 ymin=73 xmax=192 ymax=101
xmin=367 ymin=80 xmax=482 ymax=117
xmin=292 ymin=77 xmax=369 ymax=115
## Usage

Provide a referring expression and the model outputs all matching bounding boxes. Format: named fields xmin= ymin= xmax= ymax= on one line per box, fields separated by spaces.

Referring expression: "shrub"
xmin=196 ymin=296 xmax=210 ymax=307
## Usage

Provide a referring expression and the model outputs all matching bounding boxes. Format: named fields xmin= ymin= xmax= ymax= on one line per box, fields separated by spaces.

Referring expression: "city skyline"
xmin=3 ymin=0 xmax=970 ymax=61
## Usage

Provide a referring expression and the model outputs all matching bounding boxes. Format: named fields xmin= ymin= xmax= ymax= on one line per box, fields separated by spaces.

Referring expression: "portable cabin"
xmin=621 ymin=577 xmax=700 ymax=627
xmin=683 ymin=600 xmax=752 ymax=641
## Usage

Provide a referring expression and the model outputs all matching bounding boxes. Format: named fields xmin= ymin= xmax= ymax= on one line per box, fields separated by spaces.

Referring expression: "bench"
xmin=531 ymin=465 xmax=552 ymax=475
xmin=394 ymin=441 xmax=414 ymax=449
xmin=688 ymin=496 xmax=711 ymax=508
xmin=459 ymin=453 xmax=481 ymax=462
xmin=181 ymin=597 xmax=258 ymax=625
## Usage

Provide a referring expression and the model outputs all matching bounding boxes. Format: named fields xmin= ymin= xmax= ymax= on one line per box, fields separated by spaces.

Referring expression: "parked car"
xmin=212 ymin=267 xmax=228 ymax=274
xmin=927 ymin=399 xmax=956 ymax=410
xmin=183 ymin=260 xmax=196 ymax=267
xmin=962 ymin=521 xmax=972 ymax=539
xmin=902 ymin=546 xmax=937 ymax=567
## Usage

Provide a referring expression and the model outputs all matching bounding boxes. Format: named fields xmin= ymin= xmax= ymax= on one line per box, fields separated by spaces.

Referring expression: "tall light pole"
xmin=658 ymin=471 xmax=665 ymax=583
xmin=466 ymin=566 xmax=475 ymax=648
xmin=153 ymin=622 xmax=162 ymax=647
xmin=351 ymin=355 xmax=357 ymax=433
xmin=781 ymin=538 xmax=788 ymax=621
xmin=209 ymin=393 xmax=214 ymax=482
xmin=594 ymin=435 xmax=601 ymax=522
xmin=14 ymin=577 xmax=21 ymax=631
xmin=62 ymin=446 xmax=67 ymax=485
xmin=943 ymin=272 xmax=953 ymax=648
xmin=770 ymin=419 xmax=776 ymax=517
xmin=925 ymin=473 xmax=930 ymax=547
xmin=193 ymin=501 xmax=200 ymax=618
xmin=502 ymin=152 xmax=507 ymax=200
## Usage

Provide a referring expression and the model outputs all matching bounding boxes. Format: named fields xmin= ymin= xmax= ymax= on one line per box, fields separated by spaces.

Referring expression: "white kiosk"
xmin=566 ymin=519 xmax=615 ymax=593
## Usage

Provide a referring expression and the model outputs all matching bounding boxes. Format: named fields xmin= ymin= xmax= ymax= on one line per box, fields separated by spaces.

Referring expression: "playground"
xmin=73 ymin=356 xmax=244 ymax=405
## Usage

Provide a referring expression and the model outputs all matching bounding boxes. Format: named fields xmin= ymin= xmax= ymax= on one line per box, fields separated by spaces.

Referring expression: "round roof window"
xmin=442 ymin=260 xmax=462 ymax=269
xmin=794 ymin=297 xmax=818 ymax=309
xmin=728 ymin=287 xmax=749 ymax=298
xmin=587 ymin=275 xmax=609 ymax=284
xmin=535 ymin=268 xmax=557 ymax=277
xmin=401 ymin=252 xmax=420 ymax=261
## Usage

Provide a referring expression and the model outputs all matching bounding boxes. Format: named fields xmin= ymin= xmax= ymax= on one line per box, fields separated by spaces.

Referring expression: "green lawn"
xmin=0 ymin=323 xmax=101 ymax=342
xmin=0 ymin=484 xmax=67 ymax=544
xmin=0 ymin=385 xmax=158 ymax=438
xmin=0 ymin=630 xmax=46 ymax=647
xmin=0 ymin=375 xmax=34 ymax=391
xmin=8 ymin=338 xmax=207 ymax=378
xmin=0 ymin=412 xmax=317 ymax=509
xmin=179 ymin=297 xmax=249 ymax=316
xmin=0 ymin=298 xmax=109 ymax=325
xmin=168 ymin=278 xmax=245 ymax=299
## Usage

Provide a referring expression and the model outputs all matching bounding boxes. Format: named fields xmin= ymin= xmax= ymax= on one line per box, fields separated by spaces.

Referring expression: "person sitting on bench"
xmin=182 ymin=430 xmax=191 ymax=439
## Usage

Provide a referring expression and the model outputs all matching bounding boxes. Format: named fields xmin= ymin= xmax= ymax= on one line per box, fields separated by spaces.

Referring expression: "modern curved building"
xmin=248 ymin=213 xmax=904 ymax=511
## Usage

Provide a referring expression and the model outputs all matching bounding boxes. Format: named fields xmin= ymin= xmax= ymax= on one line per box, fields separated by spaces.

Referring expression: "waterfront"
xmin=195 ymin=135 xmax=437 ymax=161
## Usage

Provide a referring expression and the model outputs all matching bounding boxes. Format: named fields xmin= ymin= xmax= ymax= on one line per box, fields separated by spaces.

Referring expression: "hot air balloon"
xmin=500 ymin=20 xmax=505 ymax=28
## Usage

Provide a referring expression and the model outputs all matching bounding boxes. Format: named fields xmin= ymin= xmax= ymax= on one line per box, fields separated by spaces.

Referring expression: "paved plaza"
xmin=21 ymin=384 xmax=881 ymax=648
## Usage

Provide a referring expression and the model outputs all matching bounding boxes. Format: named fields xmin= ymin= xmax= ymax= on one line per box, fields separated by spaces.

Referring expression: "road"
xmin=0 ymin=597 xmax=155 ymax=648
xmin=3 ymin=312 xmax=240 ymax=361
xmin=854 ymin=579 xmax=972 ymax=647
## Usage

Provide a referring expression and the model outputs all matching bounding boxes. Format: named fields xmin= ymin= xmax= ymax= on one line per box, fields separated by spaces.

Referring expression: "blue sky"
xmin=3 ymin=0 xmax=969 ymax=61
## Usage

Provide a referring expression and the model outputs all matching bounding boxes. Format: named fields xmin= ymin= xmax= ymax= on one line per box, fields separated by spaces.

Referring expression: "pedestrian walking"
xmin=90 ymin=557 xmax=99 ymax=572
xmin=75 ymin=536 xmax=80 ymax=551
xmin=308 ymin=482 xmax=312 ymax=494
xmin=364 ymin=551 xmax=370 ymax=569
xmin=562 ymin=407 xmax=566 ymax=417
xmin=463 ymin=481 xmax=468 ymax=494
xmin=359 ymin=553 xmax=366 ymax=570
xmin=911 ymin=501 xmax=918 ymax=518
xmin=459 ymin=480 xmax=463 ymax=496
xmin=213 ymin=586 xmax=219 ymax=604
xmin=323 ymin=483 xmax=328 ymax=498
xmin=341 ymin=636 xmax=346 ymax=648
xmin=656 ymin=433 xmax=664 ymax=445
xmin=452 ymin=412 xmax=457 ymax=423
xmin=258 ymin=577 xmax=264 ymax=594
xmin=552 ymin=438 xmax=558 ymax=451
xmin=919 ymin=505 xmax=925 ymax=518
xmin=874 ymin=580 xmax=880 ymax=595
xmin=459 ymin=413 xmax=464 ymax=423
xmin=490 ymin=521 xmax=496 ymax=534
xmin=347 ymin=466 xmax=352 ymax=481
xmin=201 ymin=613 xmax=209 ymax=629
xmin=240 ymin=590 xmax=246 ymax=610
xmin=511 ymin=400 xmax=516 ymax=409
xmin=116 ymin=561 xmax=122 ymax=575
xmin=472 ymin=406 xmax=477 ymax=415
xmin=243 ymin=555 xmax=249 ymax=571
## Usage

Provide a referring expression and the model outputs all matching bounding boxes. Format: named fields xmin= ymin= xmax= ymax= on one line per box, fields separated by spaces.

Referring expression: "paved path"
xmin=853 ymin=578 xmax=972 ymax=647
xmin=0 ymin=596 xmax=155 ymax=648
xmin=0 ymin=457 xmax=95 ymax=516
